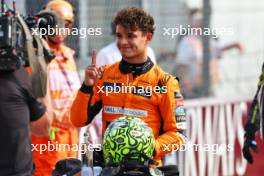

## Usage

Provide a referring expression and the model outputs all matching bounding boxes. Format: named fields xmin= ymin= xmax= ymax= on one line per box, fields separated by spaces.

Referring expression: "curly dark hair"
xmin=113 ymin=7 xmax=155 ymax=34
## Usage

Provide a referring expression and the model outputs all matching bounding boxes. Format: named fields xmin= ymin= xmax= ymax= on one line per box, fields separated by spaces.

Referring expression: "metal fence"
xmin=11 ymin=0 xmax=263 ymax=99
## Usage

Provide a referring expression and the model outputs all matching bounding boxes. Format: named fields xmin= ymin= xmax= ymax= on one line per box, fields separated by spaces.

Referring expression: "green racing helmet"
xmin=103 ymin=116 xmax=155 ymax=166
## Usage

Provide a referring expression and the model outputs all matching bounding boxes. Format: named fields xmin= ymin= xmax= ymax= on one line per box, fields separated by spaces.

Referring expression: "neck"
xmin=47 ymin=40 xmax=62 ymax=53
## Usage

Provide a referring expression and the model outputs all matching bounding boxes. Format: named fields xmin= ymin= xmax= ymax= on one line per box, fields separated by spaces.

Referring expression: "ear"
xmin=146 ymin=32 xmax=153 ymax=42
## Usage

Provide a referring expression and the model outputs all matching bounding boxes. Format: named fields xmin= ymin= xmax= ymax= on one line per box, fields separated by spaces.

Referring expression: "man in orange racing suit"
xmin=32 ymin=0 xmax=80 ymax=175
xmin=71 ymin=7 xmax=187 ymax=164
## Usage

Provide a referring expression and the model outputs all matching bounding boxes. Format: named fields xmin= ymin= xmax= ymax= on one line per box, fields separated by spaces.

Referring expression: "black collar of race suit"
xmin=119 ymin=57 xmax=154 ymax=78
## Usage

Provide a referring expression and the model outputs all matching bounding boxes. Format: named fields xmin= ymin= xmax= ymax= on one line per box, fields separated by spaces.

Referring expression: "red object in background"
xmin=172 ymin=98 xmax=264 ymax=176
xmin=243 ymin=101 xmax=264 ymax=176
xmin=244 ymin=134 xmax=264 ymax=176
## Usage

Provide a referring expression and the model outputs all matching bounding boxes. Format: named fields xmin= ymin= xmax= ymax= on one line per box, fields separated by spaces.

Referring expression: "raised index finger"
xmin=91 ymin=49 xmax=96 ymax=65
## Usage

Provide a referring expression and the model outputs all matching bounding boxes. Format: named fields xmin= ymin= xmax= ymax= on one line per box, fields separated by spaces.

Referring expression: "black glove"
xmin=52 ymin=158 xmax=81 ymax=176
xmin=242 ymin=132 xmax=259 ymax=164
xmin=93 ymin=150 xmax=104 ymax=167
xmin=157 ymin=165 xmax=179 ymax=176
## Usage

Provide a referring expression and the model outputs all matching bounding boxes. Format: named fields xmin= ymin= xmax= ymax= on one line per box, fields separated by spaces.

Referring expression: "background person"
xmin=31 ymin=0 xmax=81 ymax=175
xmin=174 ymin=8 xmax=243 ymax=99
xmin=0 ymin=67 xmax=51 ymax=176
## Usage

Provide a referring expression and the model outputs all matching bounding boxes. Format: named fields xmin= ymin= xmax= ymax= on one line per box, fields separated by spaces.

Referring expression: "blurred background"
xmin=19 ymin=0 xmax=262 ymax=100
xmin=6 ymin=0 xmax=264 ymax=175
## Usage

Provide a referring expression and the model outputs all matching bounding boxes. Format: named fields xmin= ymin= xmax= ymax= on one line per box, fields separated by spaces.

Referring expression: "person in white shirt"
xmin=175 ymin=8 xmax=242 ymax=99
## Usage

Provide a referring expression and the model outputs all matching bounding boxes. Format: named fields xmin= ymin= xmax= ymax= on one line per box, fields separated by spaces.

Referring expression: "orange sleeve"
xmin=70 ymin=90 xmax=90 ymax=127
xmin=71 ymin=81 xmax=103 ymax=127
xmin=154 ymin=76 xmax=187 ymax=160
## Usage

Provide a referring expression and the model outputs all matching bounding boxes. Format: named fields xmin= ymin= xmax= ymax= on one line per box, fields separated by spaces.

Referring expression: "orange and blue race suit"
xmin=71 ymin=58 xmax=187 ymax=162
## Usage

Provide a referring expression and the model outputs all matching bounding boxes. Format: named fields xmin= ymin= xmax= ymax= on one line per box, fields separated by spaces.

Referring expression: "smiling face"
xmin=115 ymin=24 xmax=152 ymax=64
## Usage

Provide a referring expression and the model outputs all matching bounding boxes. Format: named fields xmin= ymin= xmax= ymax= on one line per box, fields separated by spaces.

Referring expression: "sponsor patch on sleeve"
xmin=176 ymin=116 xmax=186 ymax=123
xmin=176 ymin=122 xmax=187 ymax=130
xmin=174 ymin=107 xmax=185 ymax=116
xmin=175 ymin=115 xmax=186 ymax=130
xmin=175 ymin=100 xmax=184 ymax=107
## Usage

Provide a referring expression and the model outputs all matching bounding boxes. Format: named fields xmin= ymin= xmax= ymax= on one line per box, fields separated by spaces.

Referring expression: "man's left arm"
xmin=154 ymin=75 xmax=187 ymax=160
